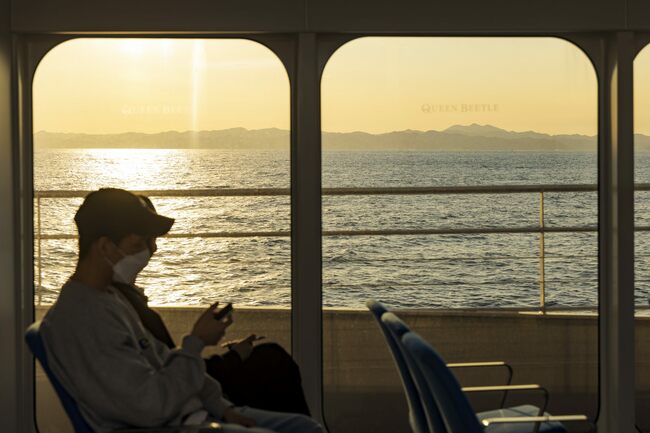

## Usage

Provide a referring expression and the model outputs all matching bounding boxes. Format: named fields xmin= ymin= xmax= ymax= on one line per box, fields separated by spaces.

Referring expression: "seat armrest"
xmin=462 ymin=384 xmax=543 ymax=393
xmin=448 ymin=361 xmax=508 ymax=368
xmin=449 ymin=361 xmax=513 ymax=407
xmin=481 ymin=415 xmax=589 ymax=426
xmin=480 ymin=414 xmax=590 ymax=433
xmin=463 ymin=383 xmax=549 ymax=432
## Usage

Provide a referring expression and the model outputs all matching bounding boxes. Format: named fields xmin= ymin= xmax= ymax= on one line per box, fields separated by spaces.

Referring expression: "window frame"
xmin=7 ymin=31 xmax=639 ymax=433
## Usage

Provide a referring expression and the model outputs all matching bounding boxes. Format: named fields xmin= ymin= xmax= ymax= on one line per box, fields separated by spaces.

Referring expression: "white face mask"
xmin=107 ymin=247 xmax=152 ymax=285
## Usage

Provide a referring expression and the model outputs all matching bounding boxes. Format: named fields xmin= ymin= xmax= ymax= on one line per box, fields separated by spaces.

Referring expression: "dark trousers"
xmin=205 ymin=343 xmax=311 ymax=416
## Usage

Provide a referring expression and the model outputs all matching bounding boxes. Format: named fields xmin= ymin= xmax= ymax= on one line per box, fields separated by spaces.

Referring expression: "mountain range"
xmin=34 ymin=124 xmax=650 ymax=151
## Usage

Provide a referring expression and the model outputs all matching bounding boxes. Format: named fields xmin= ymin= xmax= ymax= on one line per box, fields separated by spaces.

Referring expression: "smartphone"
xmin=213 ymin=303 xmax=233 ymax=320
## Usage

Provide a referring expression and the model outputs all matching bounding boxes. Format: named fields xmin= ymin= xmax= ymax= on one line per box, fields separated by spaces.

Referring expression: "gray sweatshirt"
xmin=40 ymin=279 xmax=233 ymax=432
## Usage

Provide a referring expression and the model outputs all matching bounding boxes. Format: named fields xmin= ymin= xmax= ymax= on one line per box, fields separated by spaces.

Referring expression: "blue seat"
xmin=367 ymin=300 xmax=519 ymax=433
xmin=395 ymin=324 xmax=570 ymax=433
xmin=366 ymin=300 xmax=434 ymax=433
xmin=25 ymin=322 xmax=95 ymax=433
xmin=25 ymin=321 xmax=221 ymax=433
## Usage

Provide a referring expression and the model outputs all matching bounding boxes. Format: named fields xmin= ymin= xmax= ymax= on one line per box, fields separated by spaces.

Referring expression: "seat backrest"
xmin=380 ymin=312 xmax=446 ymax=433
xmin=401 ymin=331 xmax=484 ymax=433
xmin=366 ymin=300 xmax=432 ymax=433
xmin=25 ymin=322 xmax=95 ymax=433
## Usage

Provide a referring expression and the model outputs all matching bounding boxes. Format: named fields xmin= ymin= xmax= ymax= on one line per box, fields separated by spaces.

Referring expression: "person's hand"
xmin=191 ymin=302 xmax=233 ymax=346
xmin=228 ymin=334 xmax=257 ymax=361
xmin=223 ymin=407 xmax=256 ymax=427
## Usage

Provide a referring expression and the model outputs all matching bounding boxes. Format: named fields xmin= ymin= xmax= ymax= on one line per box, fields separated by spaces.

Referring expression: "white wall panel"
xmin=11 ymin=0 xmax=306 ymax=33
xmin=11 ymin=0 xmax=650 ymax=33
xmin=307 ymin=0 xmax=627 ymax=32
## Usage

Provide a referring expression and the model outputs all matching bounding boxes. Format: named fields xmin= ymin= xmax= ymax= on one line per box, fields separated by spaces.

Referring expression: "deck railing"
xmin=33 ymin=184 xmax=650 ymax=308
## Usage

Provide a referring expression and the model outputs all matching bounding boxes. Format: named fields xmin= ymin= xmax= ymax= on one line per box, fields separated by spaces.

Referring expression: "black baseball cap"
xmin=74 ymin=188 xmax=175 ymax=241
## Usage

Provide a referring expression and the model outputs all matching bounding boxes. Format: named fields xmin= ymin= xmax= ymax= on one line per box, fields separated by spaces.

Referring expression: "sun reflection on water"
xmin=80 ymin=148 xmax=181 ymax=190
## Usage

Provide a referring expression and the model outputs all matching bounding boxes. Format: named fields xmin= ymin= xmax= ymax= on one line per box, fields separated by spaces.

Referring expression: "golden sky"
xmin=34 ymin=39 xmax=290 ymax=134
xmin=32 ymin=37 xmax=650 ymax=136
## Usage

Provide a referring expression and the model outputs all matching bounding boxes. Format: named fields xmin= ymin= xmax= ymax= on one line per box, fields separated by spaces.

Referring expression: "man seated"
xmin=110 ymin=194 xmax=311 ymax=416
xmin=40 ymin=188 xmax=323 ymax=433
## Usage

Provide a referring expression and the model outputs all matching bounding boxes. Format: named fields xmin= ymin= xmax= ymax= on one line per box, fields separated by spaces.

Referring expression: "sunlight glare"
xmin=84 ymin=149 xmax=174 ymax=190
xmin=119 ymin=39 xmax=148 ymax=56
xmin=190 ymin=40 xmax=206 ymax=147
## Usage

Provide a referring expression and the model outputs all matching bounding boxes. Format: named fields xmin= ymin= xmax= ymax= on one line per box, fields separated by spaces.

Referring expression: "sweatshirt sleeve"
xmin=199 ymin=375 xmax=235 ymax=419
xmin=44 ymin=306 xmax=215 ymax=428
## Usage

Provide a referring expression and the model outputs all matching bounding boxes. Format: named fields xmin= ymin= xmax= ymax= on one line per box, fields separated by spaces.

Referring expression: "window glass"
xmin=321 ymin=37 xmax=598 ymax=433
xmin=33 ymin=38 xmax=290 ymax=432
xmin=635 ymin=42 xmax=650 ymax=433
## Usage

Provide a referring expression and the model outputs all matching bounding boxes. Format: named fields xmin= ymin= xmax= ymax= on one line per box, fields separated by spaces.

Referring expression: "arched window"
xmin=321 ymin=36 xmax=598 ymax=433
xmin=32 ymin=38 xmax=290 ymax=433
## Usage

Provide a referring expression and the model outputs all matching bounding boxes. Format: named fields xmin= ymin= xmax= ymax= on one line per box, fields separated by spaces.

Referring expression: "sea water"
xmin=32 ymin=148 xmax=650 ymax=308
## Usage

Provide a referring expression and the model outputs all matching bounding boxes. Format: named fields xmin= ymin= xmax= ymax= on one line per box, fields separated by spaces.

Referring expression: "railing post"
xmin=539 ymin=190 xmax=546 ymax=313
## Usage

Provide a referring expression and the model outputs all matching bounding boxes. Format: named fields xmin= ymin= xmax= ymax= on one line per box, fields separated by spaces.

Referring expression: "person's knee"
xmin=291 ymin=414 xmax=323 ymax=433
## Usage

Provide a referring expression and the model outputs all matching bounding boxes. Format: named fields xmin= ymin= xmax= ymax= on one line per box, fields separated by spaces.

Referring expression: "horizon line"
xmin=33 ymin=123 xmax=605 ymax=138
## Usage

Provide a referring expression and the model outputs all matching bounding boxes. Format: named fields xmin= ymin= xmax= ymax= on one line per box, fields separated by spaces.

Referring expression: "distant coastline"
xmin=33 ymin=124 xmax=650 ymax=151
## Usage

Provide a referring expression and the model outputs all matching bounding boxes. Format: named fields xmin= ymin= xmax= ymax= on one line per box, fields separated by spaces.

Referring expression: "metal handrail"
xmin=34 ymin=183 xmax=650 ymax=307
xmin=33 ymin=183 xmax=604 ymax=198
xmin=36 ymin=226 xmax=600 ymax=240
xmin=33 ymin=182 xmax=650 ymax=198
